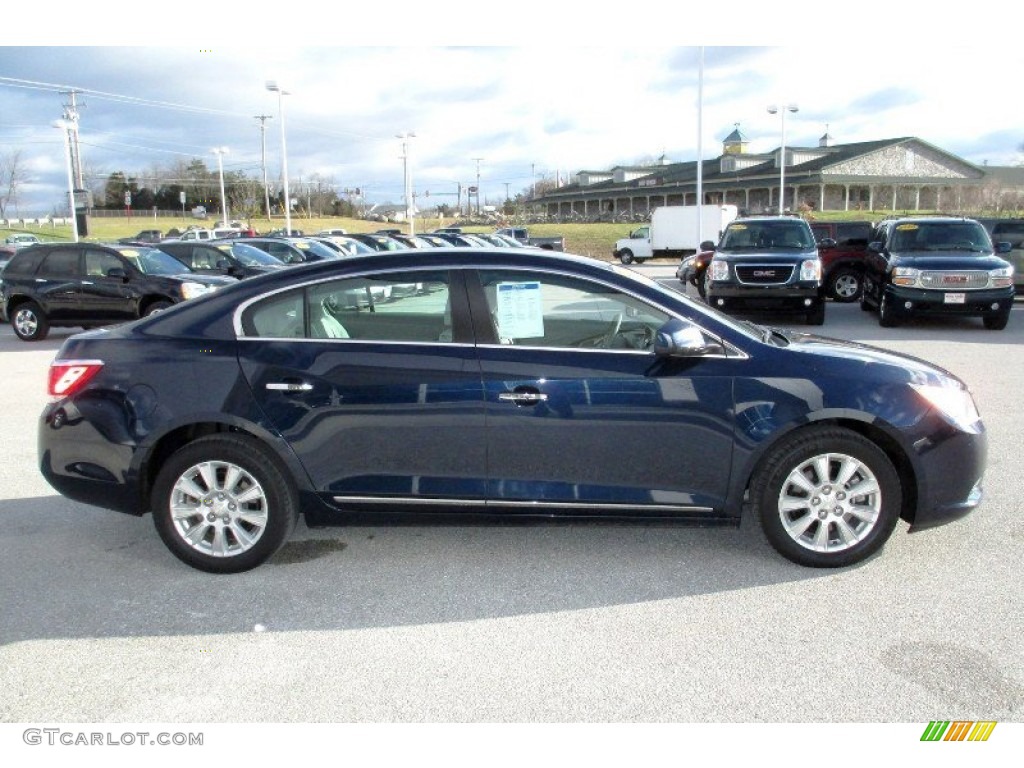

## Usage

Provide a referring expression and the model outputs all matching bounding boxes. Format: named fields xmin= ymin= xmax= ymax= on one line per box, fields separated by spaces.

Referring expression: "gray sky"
xmin=2 ymin=5 xmax=1022 ymax=216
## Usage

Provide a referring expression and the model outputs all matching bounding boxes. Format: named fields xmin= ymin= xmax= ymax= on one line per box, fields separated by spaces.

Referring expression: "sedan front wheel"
xmin=752 ymin=426 xmax=901 ymax=568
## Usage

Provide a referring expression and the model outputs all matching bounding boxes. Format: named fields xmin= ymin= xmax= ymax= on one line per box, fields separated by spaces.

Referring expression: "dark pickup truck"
xmin=495 ymin=227 xmax=565 ymax=251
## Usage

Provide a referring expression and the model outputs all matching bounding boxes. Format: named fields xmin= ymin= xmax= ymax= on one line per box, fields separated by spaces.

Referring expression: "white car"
xmin=5 ymin=233 xmax=41 ymax=248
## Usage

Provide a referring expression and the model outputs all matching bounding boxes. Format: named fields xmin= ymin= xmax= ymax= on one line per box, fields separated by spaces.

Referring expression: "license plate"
xmin=944 ymin=293 xmax=966 ymax=304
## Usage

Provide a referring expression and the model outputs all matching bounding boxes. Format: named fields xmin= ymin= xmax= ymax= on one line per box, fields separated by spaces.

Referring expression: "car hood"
xmin=770 ymin=328 xmax=965 ymax=387
xmin=890 ymin=252 xmax=1007 ymax=270
xmin=716 ymin=249 xmax=817 ymax=262
xmin=163 ymin=273 xmax=238 ymax=287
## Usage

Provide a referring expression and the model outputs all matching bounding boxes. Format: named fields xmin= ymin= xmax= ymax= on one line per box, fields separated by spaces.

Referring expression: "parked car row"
xmin=677 ymin=214 xmax=1016 ymax=330
xmin=0 ymin=229 xmax=555 ymax=341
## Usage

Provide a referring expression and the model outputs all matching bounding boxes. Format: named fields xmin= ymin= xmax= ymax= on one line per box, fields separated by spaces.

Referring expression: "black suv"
xmin=861 ymin=217 xmax=1014 ymax=330
xmin=704 ymin=216 xmax=825 ymax=324
xmin=158 ymin=240 xmax=288 ymax=280
xmin=0 ymin=243 xmax=235 ymax=341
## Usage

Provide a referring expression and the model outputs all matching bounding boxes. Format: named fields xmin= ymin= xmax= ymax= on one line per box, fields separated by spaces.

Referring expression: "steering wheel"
xmin=601 ymin=312 xmax=623 ymax=348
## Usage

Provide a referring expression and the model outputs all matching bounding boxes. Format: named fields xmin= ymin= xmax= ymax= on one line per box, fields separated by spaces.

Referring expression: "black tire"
xmin=983 ymin=311 xmax=1010 ymax=330
xmin=827 ymin=267 xmax=863 ymax=302
xmin=618 ymin=250 xmax=634 ymax=265
xmin=11 ymin=301 xmax=50 ymax=341
xmin=151 ymin=434 xmax=299 ymax=573
xmin=144 ymin=300 xmax=173 ymax=317
xmin=806 ymin=302 xmax=826 ymax=326
xmin=878 ymin=294 xmax=900 ymax=328
xmin=697 ymin=268 xmax=708 ymax=300
xmin=751 ymin=426 xmax=901 ymax=568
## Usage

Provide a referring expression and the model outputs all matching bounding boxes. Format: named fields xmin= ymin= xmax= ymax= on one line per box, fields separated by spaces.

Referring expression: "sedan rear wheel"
xmin=152 ymin=435 xmax=298 ymax=573
xmin=752 ymin=426 xmax=901 ymax=568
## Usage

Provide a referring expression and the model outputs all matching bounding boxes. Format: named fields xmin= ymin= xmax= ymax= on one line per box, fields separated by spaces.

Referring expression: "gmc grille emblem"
xmin=753 ymin=270 xmax=776 ymax=277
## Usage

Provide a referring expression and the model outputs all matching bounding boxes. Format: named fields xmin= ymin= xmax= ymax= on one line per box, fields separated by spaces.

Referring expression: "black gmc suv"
xmin=861 ymin=217 xmax=1014 ymax=330
xmin=704 ymin=216 xmax=825 ymax=324
xmin=1 ymin=242 xmax=235 ymax=341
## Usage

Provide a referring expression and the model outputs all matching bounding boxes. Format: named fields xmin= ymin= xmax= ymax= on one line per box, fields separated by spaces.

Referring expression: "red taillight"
xmin=48 ymin=360 xmax=104 ymax=399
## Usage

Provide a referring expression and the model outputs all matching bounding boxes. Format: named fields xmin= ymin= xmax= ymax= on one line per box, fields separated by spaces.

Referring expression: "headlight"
xmin=910 ymin=383 xmax=981 ymax=430
xmin=180 ymin=281 xmax=217 ymax=300
xmin=989 ymin=265 xmax=1014 ymax=288
xmin=800 ymin=258 xmax=821 ymax=282
xmin=710 ymin=260 xmax=729 ymax=281
xmin=893 ymin=266 xmax=920 ymax=287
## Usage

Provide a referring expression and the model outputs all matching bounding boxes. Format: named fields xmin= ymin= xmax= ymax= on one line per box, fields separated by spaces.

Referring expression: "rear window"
xmin=3 ymin=250 xmax=44 ymax=276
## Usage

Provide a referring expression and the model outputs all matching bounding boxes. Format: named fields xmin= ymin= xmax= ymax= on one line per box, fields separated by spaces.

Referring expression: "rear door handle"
xmin=266 ymin=381 xmax=314 ymax=392
xmin=498 ymin=391 xmax=548 ymax=405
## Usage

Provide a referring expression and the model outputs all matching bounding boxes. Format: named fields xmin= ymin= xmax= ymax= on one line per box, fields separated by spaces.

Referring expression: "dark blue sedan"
xmin=39 ymin=249 xmax=986 ymax=572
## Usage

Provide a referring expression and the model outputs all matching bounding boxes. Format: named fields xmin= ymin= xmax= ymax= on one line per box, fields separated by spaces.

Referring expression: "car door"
xmin=79 ymin=248 xmax=139 ymax=322
xmin=236 ymin=268 xmax=489 ymax=504
xmin=34 ymin=247 xmax=84 ymax=323
xmin=470 ymin=268 xmax=735 ymax=514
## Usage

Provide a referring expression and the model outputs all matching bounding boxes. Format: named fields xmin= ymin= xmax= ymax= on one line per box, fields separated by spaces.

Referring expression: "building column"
xmin=914 ymin=186 xmax=921 ymax=211
xmin=819 ymin=183 xmax=825 ymax=212
xmin=891 ymin=186 xmax=897 ymax=211
xmin=869 ymin=185 xmax=875 ymax=211
xmin=844 ymin=184 xmax=850 ymax=211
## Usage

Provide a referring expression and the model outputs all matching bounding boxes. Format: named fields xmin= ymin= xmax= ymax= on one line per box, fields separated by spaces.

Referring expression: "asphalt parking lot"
xmin=0 ymin=271 xmax=1022 ymax=724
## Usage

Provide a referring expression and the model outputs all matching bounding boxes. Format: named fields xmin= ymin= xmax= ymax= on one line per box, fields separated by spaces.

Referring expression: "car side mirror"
xmin=106 ymin=267 xmax=128 ymax=280
xmin=868 ymin=241 xmax=883 ymax=253
xmin=996 ymin=241 xmax=1012 ymax=254
xmin=699 ymin=240 xmax=716 ymax=252
xmin=818 ymin=238 xmax=837 ymax=248
xmin=654 ymin=318 xmax=724 ymax=358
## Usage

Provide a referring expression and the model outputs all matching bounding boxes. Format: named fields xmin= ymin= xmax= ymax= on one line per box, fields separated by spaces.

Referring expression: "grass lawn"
xmin=0 ymin=209 xmax=984 ymax=263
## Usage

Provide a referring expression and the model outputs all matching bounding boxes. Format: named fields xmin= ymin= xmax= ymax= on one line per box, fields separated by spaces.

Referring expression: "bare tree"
xmin=0 ymin=150 xmax=29 ymax=219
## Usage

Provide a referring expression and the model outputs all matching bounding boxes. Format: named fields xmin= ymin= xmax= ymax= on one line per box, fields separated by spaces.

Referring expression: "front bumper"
xmin=883 ymin=285 xmax=1014 ymax=317
xmin=706 ymin=282 xmax=823 ymax=312
xmin=906 ymin=417 xmax=987 ymax=531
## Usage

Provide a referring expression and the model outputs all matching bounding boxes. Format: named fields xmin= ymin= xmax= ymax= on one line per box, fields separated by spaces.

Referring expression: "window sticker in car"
xmin=118 ymin=249 xmax=140 ymax=257
xmin=729 ymin=224 xmax=748 ymax=230
xmin=495 ymin=281 xmax=544 ymax=339
xmin=296 ymin=242 xmax=310 ymax=249
xmin=217 ymin=245 xmax=231 ymax=251
xmin=896 ymin=224 xmax=919 ymax=231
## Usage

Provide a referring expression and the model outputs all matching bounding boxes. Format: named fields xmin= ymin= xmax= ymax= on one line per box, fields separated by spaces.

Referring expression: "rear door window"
xmin=39 ymin=249 xmax=81 ymax=278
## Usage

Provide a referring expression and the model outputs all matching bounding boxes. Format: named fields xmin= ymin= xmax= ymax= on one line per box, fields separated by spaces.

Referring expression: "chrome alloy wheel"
xmin=832 ymin=272 xmax=861 ymax=300
xmin=776 ymin=452 xmax=882 ymax=553
xmin=14 ymin=308 xmax=39 ymax=337
xmin=169 ymin=460 xmax=269 ymax=557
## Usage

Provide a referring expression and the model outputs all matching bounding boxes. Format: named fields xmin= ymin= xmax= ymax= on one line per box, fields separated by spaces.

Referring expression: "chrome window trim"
xmin=230 ymin=258 xmax=744 ymax=359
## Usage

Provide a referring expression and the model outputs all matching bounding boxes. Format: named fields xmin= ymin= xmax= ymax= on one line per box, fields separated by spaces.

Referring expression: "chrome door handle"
xmin=265 ymin=382 xmax=313 ymax=392
xmin=498 ymin=391 xmax=548 ymax=405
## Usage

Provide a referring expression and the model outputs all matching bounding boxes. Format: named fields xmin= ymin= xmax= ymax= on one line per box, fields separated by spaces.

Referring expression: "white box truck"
xmin=613 ymin=204 xmax=738 ymax=264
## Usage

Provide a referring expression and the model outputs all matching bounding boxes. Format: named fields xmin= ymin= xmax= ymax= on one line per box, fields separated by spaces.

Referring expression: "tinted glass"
xmin=241 ymin=289 xmax=305 ymax=338
xmin=721 ymin=221 xmax=815 ymax=250
xmin=39 ymin=249 xmax=80 ymax=278
xmin=118 ymin=247 xmax=191 ymax=275
xmin=221 ymin=243 xmax=282 ymax=266
xmin=889 ymin=221 xmax=990 ymax=252
xmin=4 ymin=251 xmax=43 ymax=276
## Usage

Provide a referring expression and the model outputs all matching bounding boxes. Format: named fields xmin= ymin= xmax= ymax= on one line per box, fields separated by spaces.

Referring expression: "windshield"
xmin=221 ymin=243 xmax=282 ymax=266
xmin=292 ymin=239 xmax=341 ymax=260
xmin=721 ymin=220 xmax=815 ymax=251
xmin=117 ymin=247 xmax=190 ymax=275
xmin=889 ymin=221 xmax=991 ymax=252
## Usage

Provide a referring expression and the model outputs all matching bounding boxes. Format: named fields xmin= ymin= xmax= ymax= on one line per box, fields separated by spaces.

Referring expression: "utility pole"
xmin=254 ymin=114 xmax=274 ymax=220
xmin=473 ymin=157 xmax=483 ymax=215
xmin=59 ymin=89 xmax=85 ymax=189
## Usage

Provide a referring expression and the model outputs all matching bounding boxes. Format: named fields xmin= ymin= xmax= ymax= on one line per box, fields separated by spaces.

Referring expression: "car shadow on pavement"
xmin=0 ymin=494 xmax=847 ymax=645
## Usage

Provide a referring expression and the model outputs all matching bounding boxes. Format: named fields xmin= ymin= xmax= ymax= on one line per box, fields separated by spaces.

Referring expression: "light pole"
xmin=767 ymin=103 xmax=798 ymax=214
xmin=211 ymin=147 xmax=229 ymax=225
xmin=266 ymin=81 xmax=292 ymax=235
xmin=52 ymin=120 xmax=79 ymax=242
xmin=254 ymin=114 xmax=274 ymax=221
xmin=396 ymin=132 xmax=416 ymax=235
